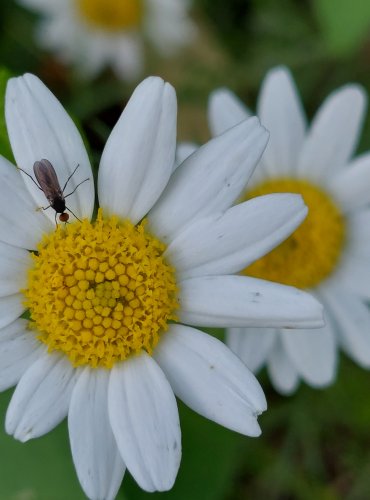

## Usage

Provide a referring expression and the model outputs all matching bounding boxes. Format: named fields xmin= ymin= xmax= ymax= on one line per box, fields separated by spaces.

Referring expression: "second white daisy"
xmin=209 ymin=66 xmax=370 ymax=395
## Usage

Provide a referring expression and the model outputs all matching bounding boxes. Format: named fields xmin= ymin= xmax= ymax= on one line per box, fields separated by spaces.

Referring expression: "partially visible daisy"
xmin=18 ymin=0 xmax=196 ymax=80
xmin=0 ymin=73 xmax=323 ymax=499
xmin=209 ymin=66 xmax=370 ymax=395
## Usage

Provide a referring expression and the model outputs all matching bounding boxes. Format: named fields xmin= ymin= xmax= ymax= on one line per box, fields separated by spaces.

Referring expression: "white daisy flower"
xmin=18 ymin=0 xmax=195 ymax=80
xmin=208 ymin=66 xmax=370 ymax=395
xmin=1 ymin=73 xmax=323 ymax=499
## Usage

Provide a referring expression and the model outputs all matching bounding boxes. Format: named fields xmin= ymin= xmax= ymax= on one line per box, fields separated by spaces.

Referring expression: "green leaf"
xmin=0 ymin=67 xmax=13 ymax=162
xmin=314 ymin=0 xmax=370 ymax=56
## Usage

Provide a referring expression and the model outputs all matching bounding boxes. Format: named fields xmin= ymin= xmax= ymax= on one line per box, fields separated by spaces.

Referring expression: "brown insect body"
xmin=33 ymin=159 xmax=68 ymax=220
xmin=17 ymin=158 xmax=89 ymax=224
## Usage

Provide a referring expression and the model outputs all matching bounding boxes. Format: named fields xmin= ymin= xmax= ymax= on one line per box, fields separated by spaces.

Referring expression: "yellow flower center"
xmin=76 ymin=0 xmax=143 ymax=31
xmin=243 ymin=178 xmax=346 ymax=289
xmin=24 ymin=210 xmax=178 ymax=368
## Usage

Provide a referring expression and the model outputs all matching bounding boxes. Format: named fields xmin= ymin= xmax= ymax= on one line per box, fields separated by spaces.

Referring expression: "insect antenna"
xmin=64 ymin=177 xmax=90 ymax=199
xmin=62 ymin=163 xmax=80 ymax=192
xmin=17 ymin=166 xmax=43 ymax=191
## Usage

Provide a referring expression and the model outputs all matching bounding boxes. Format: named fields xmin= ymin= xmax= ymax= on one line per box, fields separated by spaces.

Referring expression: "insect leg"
xmin=17 ymin=166 xmax=43 ymax=191
xmin=66 ymin=206 xmax=82 ymax=222
xmin=64 ymin=178 xmax=90 ymax=198
xmin=35 ymin=205 xmax=51 ymax=212
xmin=62 ymin=164 xmax=80 ymax=192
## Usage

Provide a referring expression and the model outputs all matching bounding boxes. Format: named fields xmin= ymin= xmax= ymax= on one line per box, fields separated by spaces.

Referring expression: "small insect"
xmin=18 ymin=159 xmax=89 ymax=224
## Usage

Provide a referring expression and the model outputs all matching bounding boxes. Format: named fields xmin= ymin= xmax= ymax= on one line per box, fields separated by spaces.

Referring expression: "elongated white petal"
xmin=321 ymin=287 xmax=370 ymax=368
xmin=281 ymin=321 xmax=337 ymax=388
xmin=267 ymin=337 xmax=300 ymax=395
xmin=328 ymin=152 xmax=370 ymax=212
xmin=111 ymin=34 xmax=143 ymax=81
xmin=175 ymin=142 xmax=197 ymax=169
xmin=6 ymin=354 xmax=77 ymax=441
xmin=332 ymin=252 xmax=370 ymax=300
xmin=166 ymin=193 xmax=307 ymax=278
xmin=208 ymin=88 xmax=251 ymax=136
xmin=0 ymin=241 xmax=31 ymax=296
xmin=298 ymin=85 xmax=366 ymax=180
xmin=69 ymin=368 xmax=125 ymax=500
xmin=6 ymin=74 xmax=94 ymax=221
xmin=257 ymin=66 xmax=306 ymax=175
xmin=155 ymin=325 xmax=266 ymax=436
xmin=178 ymin=275 xmax=324 ymax=328
xmin=226 ymin=327 xmax=277 ymax=373
xmin=98 ymin=77 xmax=177 ymax=224
xmin=0 ymin=319 xmax=44 ymax=391
xmin=145 ymin=0 xmax=196 ymax=54
xmin=148 ymin=117 xmax=269 ymax=242
xmin=346 ymin=209 xmax=370 ymax=259
xmin=0 ymin=294 xmax=25 ymax=329
xmin=108 ymin=354 xmax=181 ymax=492
xmin=0 ymin=156 xmax=52 ymax=249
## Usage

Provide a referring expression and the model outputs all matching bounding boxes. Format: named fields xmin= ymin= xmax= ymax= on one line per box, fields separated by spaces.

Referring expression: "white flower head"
xmin=208 ymin=66 xmax=370 ymax=395
xmin=18 ymin=0 xmax=196 ymax=80
xmin=0 ymin=73 xmax=323 ymax=499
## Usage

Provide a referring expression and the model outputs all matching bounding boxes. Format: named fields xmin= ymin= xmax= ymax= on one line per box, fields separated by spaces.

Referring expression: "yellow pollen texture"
xmin=243 ymin=178 xmax=346 ymax=289
xmin=77 ymin=0 xmax=143 ymax=31
xmin=24 ymin=210 xmax=178 ymax=368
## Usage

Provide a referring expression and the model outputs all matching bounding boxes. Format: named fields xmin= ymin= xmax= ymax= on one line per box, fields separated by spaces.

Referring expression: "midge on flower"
xmin=17 ymin=159 xmax=89 ymax=224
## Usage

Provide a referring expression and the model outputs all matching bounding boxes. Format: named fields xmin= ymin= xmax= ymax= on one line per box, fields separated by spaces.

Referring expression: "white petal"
xmin=148 ymin=118 xmax=269 ymax=243
xmin=346 ymin=209 xmax=370 ymax=258
xmin=145 ymin=0 xmax=196 ymax=55
xmin=6 ymin=353 xmax=77 ymax=441
xmin=281 ymin=319 xmax=337 ymax=388
xmin=0 ymin=156 xmax=52 ymax=249
xmin=332 ymin=252 xmax=370 ymax=300
xmin=165 ymin=193 xmax=307 ymax=279
xmin=321 ymin=286 xmax=370 ymax=368
xmin=257 ymin=66 xmax=306 ymax=175
xmin=0 ymin=319 xmax=44 ymax=391
xmin=110 ymin=34 xmax=144 ymax=82
xmin=0 ymin=294 xmax=25 ymax=329
xmin=208 ymin=88 xmax=251 ymax=136
xmin=178 ymin=275 xmax=324 ymax=328
xmin=175 ymin=142 xmax=197 ymax=169
xmin=108 ymin=354 xmax=181 ymax=492
xmin=267 ymin=337 xmax=300 ymax=395
xmin=298 ymin=85 xmax=366 ymax=180
xmin=18 ymin=0 xmax=61 ymax=12
xmin=226 ymin=327 xmax=277 ymax=373
xmin=328 ymin=152 xmax=370 ymax=212
xmin=6 ymin=74 xmax=94 ymax=221
xmin=155 ymin=324 xmax=266 ymax=436
xmin=69 ymin=368 xmax=125 ymax=500
xmin=0 ymin=240 xmax=32 ymax=296
xmin=98 ymin=77 xmax=177 ymax=224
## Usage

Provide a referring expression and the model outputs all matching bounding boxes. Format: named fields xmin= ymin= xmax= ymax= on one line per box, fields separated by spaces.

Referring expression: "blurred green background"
xmin=1 ymin=0 xmax=370 ymax=498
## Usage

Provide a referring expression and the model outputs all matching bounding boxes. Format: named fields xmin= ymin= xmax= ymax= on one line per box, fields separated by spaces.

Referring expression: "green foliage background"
xmin=0 ymin=0 xmax=370 ymax=499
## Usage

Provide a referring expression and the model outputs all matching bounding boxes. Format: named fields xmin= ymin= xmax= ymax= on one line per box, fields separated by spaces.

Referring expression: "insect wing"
xmin=33 ymin=159 xmax=63 ymax=203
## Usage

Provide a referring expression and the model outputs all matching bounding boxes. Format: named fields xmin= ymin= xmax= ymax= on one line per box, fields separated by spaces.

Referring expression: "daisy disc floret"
xmin=0 ymin=73 xmax=323 ymax=500
xmin=25 ymin=211 xmax=178 ymax=368
xmin=77 ymin=0 xmax=143 ymax=31
xmin=209 ymin=66 xmax=370 ymax=395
